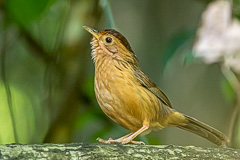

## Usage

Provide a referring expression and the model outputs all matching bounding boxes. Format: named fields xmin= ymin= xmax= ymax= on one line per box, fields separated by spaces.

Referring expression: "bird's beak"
xmin=83 ymin=26 xmax=99 ymax=39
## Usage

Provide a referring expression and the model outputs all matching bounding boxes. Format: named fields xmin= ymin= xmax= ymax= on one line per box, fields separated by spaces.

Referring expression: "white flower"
xmin=193 ymin=0 xmax=240 ymax=73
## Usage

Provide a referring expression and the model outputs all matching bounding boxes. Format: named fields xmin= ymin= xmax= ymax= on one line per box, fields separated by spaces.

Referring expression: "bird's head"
xmin=83 ymin=26 xmax=138 ymax=65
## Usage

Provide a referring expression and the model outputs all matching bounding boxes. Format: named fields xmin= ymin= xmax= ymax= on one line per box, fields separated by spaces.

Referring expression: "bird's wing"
xmin=134 ymin=67 xmax=172 ymax=108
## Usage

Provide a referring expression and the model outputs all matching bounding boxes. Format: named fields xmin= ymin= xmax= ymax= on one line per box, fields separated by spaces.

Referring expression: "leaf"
xmin=0 ymin=84 xmax=36 ymax=144
xmin=6 ymin=0 xmax=55 ymax=26
xmin=220 ymin=76 xmax=235 ymax=104
xmin=183 ymin=51 xmax=196 ymax=65
xmin=162 ymin=30 xmax=194 ymax=68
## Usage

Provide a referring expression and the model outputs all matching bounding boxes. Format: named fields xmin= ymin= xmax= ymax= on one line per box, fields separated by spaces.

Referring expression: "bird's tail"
xmin=177 ymin=114 xmax=229 ymax=146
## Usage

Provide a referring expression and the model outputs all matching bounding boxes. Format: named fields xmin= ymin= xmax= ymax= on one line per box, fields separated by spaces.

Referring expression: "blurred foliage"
xmin=0 ymin=0 xmax=239 ymax=148
xmin=162 ymin=30 xmax=195 ymax=67
xmin=0 ymin=84 xmax=42 ymax=143
xmin=221 ymin=76 xmax=235 ymax=104
xmin=233 ymin=0 xmax=240 ymax=19
xmin=6 ymin=0 xmax=55 ymax=26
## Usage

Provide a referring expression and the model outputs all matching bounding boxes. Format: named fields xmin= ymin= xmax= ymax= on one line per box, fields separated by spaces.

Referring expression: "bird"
xmin=83 ymin=26 xmax=229 ymax=146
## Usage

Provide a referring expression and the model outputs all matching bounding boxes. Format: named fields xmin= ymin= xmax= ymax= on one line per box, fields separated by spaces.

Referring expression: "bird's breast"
xmin=94 ymin=59 xmax=161 ymax=131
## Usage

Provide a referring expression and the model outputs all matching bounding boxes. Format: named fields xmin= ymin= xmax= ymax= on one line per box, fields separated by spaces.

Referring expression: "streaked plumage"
xmin=84 ymin=26 xmax=229 ymax=146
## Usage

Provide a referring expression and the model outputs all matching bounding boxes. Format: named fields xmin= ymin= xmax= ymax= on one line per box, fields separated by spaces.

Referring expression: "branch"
xmin=0 ymin=143 xmax=239 ymax=159
xmin=222 ymin=66 xmax=240 ymax=146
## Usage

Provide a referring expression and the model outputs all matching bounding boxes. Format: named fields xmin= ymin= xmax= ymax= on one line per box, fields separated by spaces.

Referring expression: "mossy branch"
xmin=0 ymin=143 xmax=239 ymax=159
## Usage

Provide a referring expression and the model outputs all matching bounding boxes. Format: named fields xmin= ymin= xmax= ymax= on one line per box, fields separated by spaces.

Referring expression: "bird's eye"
xmin=105 ymin=37 xmax=112 ymax=43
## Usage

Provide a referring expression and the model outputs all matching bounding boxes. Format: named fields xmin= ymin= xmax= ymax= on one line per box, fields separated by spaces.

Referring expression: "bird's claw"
xmin=97 ymin=137 xmax=115 ymax=144
xmin=97 ymin=137 xmax=145 ymax=145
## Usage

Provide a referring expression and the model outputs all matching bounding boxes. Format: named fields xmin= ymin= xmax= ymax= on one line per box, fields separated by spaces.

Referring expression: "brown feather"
xmin=84 ymin=26 xmax=229 ymax=146
xmin=134 ymin=66 xmax=172 ymax=108
xmin=178 ymin=115 xmax=229 ymax=146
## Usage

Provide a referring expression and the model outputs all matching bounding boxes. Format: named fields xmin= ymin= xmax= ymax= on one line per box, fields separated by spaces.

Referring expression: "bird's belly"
xmin=94 ymin=82 xmax=141 ymax=131
xmin=94 ymin=75 xmax=160 ymax=131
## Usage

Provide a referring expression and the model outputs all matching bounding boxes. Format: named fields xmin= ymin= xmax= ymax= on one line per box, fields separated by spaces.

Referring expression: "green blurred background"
xmin=0 ymin=0 xmax=239 ymax=147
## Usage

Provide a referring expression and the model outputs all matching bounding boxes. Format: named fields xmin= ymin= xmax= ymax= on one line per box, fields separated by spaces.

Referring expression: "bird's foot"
xmin=121 ymin=137 xmax=145 ymax=145
xmin=97 ymin=137 xmax=116 ymax=144
xmin=97 ymin=137 xmax=145 ymax=145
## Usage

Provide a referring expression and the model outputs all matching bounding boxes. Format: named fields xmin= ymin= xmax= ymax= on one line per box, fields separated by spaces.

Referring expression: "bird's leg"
xmin=97 ymin=132 xmax=134 ymax=144
xmin=97 ymin=121 xmax=149 ymax=145
xmin=120 ymin=122 xmax=149 ymax=145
